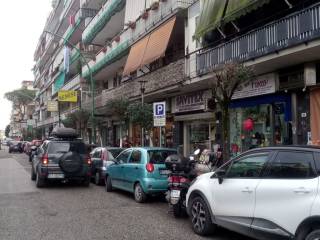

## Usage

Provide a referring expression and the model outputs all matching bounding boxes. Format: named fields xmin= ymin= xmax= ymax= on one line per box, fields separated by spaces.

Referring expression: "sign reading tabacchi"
xmin=58 ymin=90 xmax=78 ymax=102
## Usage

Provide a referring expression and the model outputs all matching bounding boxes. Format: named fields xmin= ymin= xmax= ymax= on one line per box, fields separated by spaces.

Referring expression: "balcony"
xmin=82 ymin=0 xmax=194 ymax=80
xmin=82 ymin=0 xmax=126 ymax=45
xmin=193 ymin=2 xmax=320 ymax=78
xmin=61 ymin=74 xmax=81 ymax=91
xmin=82 ymin=57 xmax=185 ymax=110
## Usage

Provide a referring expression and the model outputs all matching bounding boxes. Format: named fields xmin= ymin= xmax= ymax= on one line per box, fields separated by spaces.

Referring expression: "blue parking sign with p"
xmin=153 ymin=102 xmax=166 ymax=117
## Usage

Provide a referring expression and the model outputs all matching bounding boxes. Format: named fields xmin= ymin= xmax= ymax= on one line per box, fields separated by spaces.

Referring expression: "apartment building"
xmin=178 ymin=0 xmax=320 ymax=155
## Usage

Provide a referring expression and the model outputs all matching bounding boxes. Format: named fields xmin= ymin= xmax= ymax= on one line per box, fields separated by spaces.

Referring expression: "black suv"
xmin=31 ymin=128 xmax=91 ymax=188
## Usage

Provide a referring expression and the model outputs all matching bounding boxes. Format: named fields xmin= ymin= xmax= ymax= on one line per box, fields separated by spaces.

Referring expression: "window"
xmin=116 ymin=150 xmax=131 ymax=163
xmin=48 ymin=142 xmax=86 ymax=154
xmin=267 ymin=151 xmax=316 ymax=179
xmin=129 ymin=150 xmax=141 ymax=164
xmin=147 ymin=150 xmax=177 ymax=164
xmin=226 ymin=154 xmax=269 ymax=178
xmin=93 ymin=149 xmax=101 ymax=158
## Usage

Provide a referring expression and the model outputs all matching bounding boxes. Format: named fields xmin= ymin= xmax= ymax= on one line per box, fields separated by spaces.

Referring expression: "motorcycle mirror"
xmin=189 ymin=156 xmax=194 ymax=161
xmin=194 ymin=149 xmax=200 ymax=155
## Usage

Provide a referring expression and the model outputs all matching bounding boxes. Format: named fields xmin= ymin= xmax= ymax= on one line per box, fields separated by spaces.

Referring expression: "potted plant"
xmin=150 ymin=1 xmax=159 ymax=10
xmin=128 ymin=21 xmax=136 ymax=29
xmin=142 ymin=10 xmax=149 ymax=20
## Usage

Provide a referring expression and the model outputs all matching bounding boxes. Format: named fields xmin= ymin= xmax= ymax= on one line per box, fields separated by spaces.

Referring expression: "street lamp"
xmin=139 ymin=80 xmax=147 ymax=146
xmin=43 ymin=30 xmax=96 ymax=144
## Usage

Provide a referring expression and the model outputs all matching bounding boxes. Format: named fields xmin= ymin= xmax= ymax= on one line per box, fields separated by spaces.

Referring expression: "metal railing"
xmin=191 ymin=2 xmax=320 ymax=78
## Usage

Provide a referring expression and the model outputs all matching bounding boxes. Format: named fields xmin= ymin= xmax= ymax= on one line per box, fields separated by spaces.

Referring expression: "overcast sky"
xmin=0 ymin=0 xmax=51 ymax=130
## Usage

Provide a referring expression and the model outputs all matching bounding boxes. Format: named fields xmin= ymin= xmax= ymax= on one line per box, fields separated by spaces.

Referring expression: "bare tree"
xmin=211 ymin=63 xmax=254 ymax=161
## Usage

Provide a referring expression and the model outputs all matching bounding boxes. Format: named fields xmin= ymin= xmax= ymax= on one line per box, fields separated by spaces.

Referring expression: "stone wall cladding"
xmin=93 ymin=58 xmax=185 ymax=108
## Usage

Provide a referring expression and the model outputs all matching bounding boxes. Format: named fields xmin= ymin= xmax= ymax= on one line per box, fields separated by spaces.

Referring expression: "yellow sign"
xmin=47 ymin=101 xmax=58 ymax=112
xmin=58 ymin=90 xmax=78 ymax=102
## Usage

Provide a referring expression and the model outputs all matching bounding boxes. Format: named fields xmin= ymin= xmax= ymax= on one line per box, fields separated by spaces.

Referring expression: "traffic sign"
xmin=153 ymin=102 xmax=166 ymax=127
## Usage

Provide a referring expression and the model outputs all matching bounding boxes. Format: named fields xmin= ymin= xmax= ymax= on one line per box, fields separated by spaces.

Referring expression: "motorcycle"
xmin=165 ymin=149 xmax=200 ymax=218
xmin=29 ymin=146 xmax=38 ymax=162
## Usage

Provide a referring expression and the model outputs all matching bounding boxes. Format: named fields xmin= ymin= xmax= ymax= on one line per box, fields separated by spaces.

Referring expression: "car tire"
xmin=105 ymin=176 xmax=113 ymax=192
xmin=35 ymin=171 xmax=45 ymax=188
xmin=134 ymin=183 xmax=147 ymax=203
xmin=306 ymin=229 xmax=320 ymax=240
xmin=83 ymin=177 xmax=90 ymax=187
xmin=31 ymin=166 xmax=36 ymax=181
xmin=173 ymin=204 xmax=183 ymax=218
xmin=190 ymin=196 xmax=216 ymax=236
xmin=95 ymin=171 xmax=103 ymax=186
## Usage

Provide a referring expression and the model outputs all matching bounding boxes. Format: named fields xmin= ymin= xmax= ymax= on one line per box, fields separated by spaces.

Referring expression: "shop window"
xmin=279 ymin=66 xmax=304 ymax=90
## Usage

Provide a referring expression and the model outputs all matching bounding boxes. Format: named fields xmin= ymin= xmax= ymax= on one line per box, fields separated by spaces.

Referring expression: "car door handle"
xmin=293 ymin=187 xmax=311 ymax=194
xmin=121 ymin=166 xmax=124 ymax=169
xmin=241 ymin=187 xmax=253 ymax=193
xmin=134 ymin=167 xmax=138 ymax=170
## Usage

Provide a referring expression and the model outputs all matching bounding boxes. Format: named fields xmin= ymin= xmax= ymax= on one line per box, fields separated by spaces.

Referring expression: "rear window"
xmin=48 ymin=142 xmax=86 ymax=154
xmin=108 ymin=149 xmax=124 ymax=158
xmin=147 ymin=150 xmax=177 ymax=164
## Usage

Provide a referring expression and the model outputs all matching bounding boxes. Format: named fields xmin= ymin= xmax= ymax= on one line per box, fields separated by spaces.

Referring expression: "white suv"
xmin=186 ymin=146 xmax=320 ymax=240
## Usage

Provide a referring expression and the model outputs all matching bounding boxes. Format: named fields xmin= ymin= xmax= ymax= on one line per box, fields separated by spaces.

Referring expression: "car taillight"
xmin=146 ymin=163 xmax=154 ymax=173
xmin=168 ymin=176 xmax=189 ymax=183
xmin=42 ymin=154 xmax=49 ymax=165
xmin=87 ymin=155 xmax=92 ymax=165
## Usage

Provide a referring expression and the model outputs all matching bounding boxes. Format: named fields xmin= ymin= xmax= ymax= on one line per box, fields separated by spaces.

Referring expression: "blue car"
xmin=105 ymin=147 xmax=177 ymax=203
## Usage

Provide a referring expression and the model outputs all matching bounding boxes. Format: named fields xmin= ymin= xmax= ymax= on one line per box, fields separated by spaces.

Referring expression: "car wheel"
xmin=35 ymin=171 xmax=45 ymax=188
xmin=134 ymin=183 xmax=147 ymax=203
xmin=190 ymin=196 xmax=216 ymax=236
xmin=105 ymin=176 xmax=113 ymax=192
xmin=83 ymin=177 xmax=90 ymax=187
xmin=31 ymin=166 xmax=36 ymax=181
xmin=173 ymin=204 xmax=183 ymax=218
xmin=95 ymin=172 xmax=102 ymax=186
xmin=306 ymin=230 xmax=320 ymax=240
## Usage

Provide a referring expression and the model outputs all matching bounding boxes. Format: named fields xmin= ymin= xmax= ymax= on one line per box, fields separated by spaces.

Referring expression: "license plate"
xmin=160 ymin=169 xmax=171 ymax=175
xmin=47 ymin=173 xmax=64 ymax=179
xmin=171 ymin=190 xmax=180 ymax=198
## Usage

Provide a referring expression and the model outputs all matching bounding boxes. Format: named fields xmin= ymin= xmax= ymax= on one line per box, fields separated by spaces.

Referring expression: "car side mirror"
xmin=211 ymin=170 xmax=226 ymax=184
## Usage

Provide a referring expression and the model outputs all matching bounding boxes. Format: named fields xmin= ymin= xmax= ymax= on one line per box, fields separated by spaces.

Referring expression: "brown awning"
xmin=123 ymin=35 xmax=150 ymax=76
xmin=142 ymin=16 xmax=176 ymax=66
xmin=310 ymin=89 xmax=320 ymax=144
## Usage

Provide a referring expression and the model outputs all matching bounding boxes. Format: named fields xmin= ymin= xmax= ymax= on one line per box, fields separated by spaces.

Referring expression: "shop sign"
xmin=58 ymin=90 xmax=77 ymax=102
xmin=153 ymin=102 xmax=166 ymax=127
xmin=47 ymin=100 xmax=58 ymax=112
xmin=174 ymin=90 xmax=207 ymax=113
xmin=232 ymin=73 xmax=276 ymax=100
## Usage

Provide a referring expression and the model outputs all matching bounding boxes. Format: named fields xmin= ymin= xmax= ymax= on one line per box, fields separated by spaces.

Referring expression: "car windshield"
xmin=147 ymin=150 xmax=177 ymax=164
xmin=48 ymin=142 xmax=86 ymax=154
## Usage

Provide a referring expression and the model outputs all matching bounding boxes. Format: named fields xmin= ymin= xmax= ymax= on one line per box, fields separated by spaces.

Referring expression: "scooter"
xmin=165 ymin=149 xmax=200 ymax=218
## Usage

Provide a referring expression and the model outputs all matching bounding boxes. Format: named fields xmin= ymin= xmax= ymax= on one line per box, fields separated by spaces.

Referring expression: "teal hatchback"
xmin=105 ymin=147 xmax=177 ymax=203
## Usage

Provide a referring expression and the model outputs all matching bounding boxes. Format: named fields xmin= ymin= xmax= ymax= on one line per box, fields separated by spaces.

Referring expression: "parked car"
xmin=31 ymin=127 xmax=92 ymax=188
xmin=105 ymin=147 xmax=177 ymax=203
xmin=186 ymin=146 xmax=320 ymax=240
xmin=8 ymin=141 xmax=23 ymax=153
xmin=26 ymin=140 xmax=43 ymax=161
xmin=90 ymin=147 xmax=123 ymax=185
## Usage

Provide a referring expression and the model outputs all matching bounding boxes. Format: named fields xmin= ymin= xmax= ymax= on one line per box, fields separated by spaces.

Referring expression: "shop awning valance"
xmin=123 ymin=16 xmax=176 ymax=76
xmin=194 ymin=0 xmax=271 ymax=39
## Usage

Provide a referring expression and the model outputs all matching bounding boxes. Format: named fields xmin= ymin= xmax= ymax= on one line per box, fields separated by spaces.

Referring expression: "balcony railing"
xmin=193 ymin=2 xmax=320 ymax=78
xmin=62 ymin=74 xmax=81 ymax=91
xmin=82 ymin=0 xmax=126 ymax=44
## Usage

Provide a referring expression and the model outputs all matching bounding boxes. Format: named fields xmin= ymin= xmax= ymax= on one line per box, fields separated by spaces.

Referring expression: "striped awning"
xmin=123 ymin=16 xmax=176 ymax=76
xmin=194 ymin=0 xmax=271 ymax=39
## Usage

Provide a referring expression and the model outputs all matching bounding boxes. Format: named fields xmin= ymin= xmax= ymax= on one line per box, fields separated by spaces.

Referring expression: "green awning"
xmin=194 ymin=0 xmax=271 ymax=39
xmin=54 ymin=72 xmax=65 ymax=93
xmin=194 ymin=0 xmax=227 ymax=40
xmin=224 ymin=0 xmax=270 ymax=23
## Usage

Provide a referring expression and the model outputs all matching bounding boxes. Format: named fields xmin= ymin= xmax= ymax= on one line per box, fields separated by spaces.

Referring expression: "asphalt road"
xmin=0 ymin=148 xmax=250 ymax=240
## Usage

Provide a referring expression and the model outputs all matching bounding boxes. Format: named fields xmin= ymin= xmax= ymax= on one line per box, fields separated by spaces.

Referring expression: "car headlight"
xmin=102 ymin=166 xmax=107 ymax=171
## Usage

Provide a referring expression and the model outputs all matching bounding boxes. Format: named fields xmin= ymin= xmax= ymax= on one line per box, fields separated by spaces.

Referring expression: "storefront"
xmin=228 ymin=73 xmax=293 ymax=155
xmin=172 ymin=90 xmax=215 ymax=155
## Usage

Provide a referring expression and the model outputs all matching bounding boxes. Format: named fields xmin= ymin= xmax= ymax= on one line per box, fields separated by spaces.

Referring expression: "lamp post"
xmin=138 ymin=80 xmax=147 ymax=146
xmin=43 ymin=30 xmax=96 ymax=144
